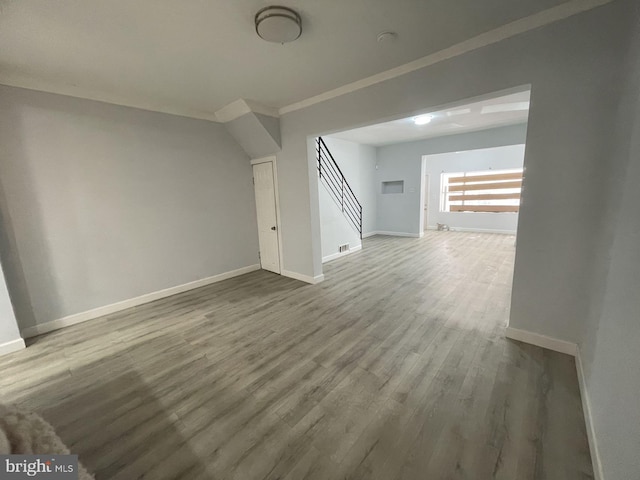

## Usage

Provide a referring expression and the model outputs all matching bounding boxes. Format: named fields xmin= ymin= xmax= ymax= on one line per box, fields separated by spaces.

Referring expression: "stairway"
xmin=316 ymin=137 xmax=363 ymax=239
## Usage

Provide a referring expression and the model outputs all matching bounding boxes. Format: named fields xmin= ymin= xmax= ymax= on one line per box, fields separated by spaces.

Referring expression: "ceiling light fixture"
xmin=413 ymin=114 xmax=433 ymax=125
xmin=255 ymin=6 xmax=302 ymax=44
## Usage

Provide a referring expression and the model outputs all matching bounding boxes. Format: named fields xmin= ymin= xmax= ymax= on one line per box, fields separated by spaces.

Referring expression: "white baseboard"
xmin=0 ymin=337 xmax=26 ymax=356
xmin=575 ymin=349 xmax=604 ymax=480
xmin=505 ymin=326 xmax=577 ymax=356
xmin=323 ymin=244 xmax=362 ymax=263
xmin=428 ymin=225 xmax=516 ymax=235
xmin=361 ymin=232 xmax=377 ymax=239
xmin=506 ymin=328 xmax=601 ymax=478
xmin=21 ymin=264 xmax=260 ymax=338
xmin=372 ymin=231 xmax=421 ymax=238
xmin=281 ymin=270 xmax=325 ymax=284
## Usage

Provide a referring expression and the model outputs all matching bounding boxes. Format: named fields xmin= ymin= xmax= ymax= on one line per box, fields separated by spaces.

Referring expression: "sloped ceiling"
xmin=0 ymin=0 xmax=577 ymax=119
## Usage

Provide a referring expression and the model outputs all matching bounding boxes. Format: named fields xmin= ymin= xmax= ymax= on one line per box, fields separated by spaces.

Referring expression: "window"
xmin=441 ymin=168 xmax=523 ymax=213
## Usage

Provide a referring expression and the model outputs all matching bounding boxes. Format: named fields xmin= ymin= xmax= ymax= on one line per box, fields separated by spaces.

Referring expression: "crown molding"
xmin=0 ymin=75 xmax=220 ymax=122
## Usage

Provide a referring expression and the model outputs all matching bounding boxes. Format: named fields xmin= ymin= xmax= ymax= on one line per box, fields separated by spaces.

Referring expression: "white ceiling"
xmin=328 ymin=91 xmax=531 ymax=146
xmin=0 ymin=0 xmax=570 ymax=119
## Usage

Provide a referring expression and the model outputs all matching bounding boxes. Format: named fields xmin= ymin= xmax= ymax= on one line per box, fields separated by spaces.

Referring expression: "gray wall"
xmin=585 ymin=109 xmax=640 ymax=480
xmin=277 ymin=1 xmax=627 ymax=345
xmin=375 ymin=125 xmax=527 ymax=235
xmin=0 ymin=85 xmax=259 ymax=331
xmin=579 ymin=5 xmax=640 ymax=478
xmin=374 ymin=149 xmax=423 ymax=235
xmin=0 ymin=259 xmax=21 ymax=346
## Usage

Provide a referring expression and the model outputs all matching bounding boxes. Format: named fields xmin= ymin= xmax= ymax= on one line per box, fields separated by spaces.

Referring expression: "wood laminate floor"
xmin=0 ymin=232 xmax=593 ymax=479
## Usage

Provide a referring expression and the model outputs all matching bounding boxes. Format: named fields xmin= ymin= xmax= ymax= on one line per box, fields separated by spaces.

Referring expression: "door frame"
xmin=423 ymin=173 xmax=430 ymax=233
xmin=418 ymin=157 xmax=428 ymax=236
xmin=251 ymin=156 xmax=284 ymax=274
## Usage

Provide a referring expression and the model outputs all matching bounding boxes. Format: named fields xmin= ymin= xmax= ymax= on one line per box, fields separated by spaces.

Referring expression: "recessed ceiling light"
xmin=413 ymin=114 xmax=433 ymax=125
xmin=255 ymin=6 xmax=302 ymax=44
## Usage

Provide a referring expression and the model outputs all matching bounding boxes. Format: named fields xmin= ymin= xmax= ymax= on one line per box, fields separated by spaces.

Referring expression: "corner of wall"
xmin=0 ymin=337 xmax=25 ymax=356
xmin=281 ymin=269 xmax=324 ymax=284
xmin=575 ymin=346 xmax=604 ymax=480
xmin=505 ymin=326 xmax=577 ymax=356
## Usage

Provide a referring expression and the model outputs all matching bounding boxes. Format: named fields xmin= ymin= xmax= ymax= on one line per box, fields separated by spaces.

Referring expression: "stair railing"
xmin=316 ymin=137 xmax=363 ymax=239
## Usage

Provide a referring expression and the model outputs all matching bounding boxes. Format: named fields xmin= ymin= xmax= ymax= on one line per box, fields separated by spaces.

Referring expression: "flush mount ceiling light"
xmin=255 ymin=6 xmax=302 ymax=44
xmin=413 ymin=114 xmax=433 ymax=125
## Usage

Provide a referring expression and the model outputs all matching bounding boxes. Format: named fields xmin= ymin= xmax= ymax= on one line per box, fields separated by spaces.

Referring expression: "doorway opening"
xmin=313 ymin=87 xmax=531 ymax=289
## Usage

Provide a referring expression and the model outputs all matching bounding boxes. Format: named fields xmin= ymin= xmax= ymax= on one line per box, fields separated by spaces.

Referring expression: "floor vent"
xmin=339 ymin=244 xmax=350 ymax=253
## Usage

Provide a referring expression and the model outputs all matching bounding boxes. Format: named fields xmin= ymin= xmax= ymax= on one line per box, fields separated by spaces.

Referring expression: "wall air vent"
xmin=339 ymin=244 xmax=350 ymax=253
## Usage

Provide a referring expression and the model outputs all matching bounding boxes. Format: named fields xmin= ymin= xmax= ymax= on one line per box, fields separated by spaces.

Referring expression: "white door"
xmin=253 ymin=161 xmax=281 ymax=274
